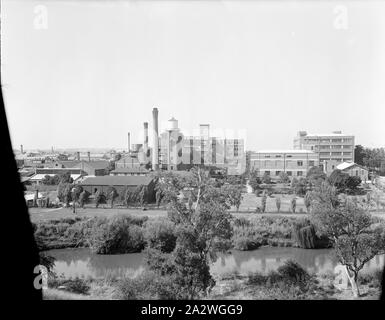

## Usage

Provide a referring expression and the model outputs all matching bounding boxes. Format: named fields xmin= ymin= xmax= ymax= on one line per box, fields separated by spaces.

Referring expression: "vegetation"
xmin=95 ymin=190 xmax=106 ymax=208
xmin=143 ymin=167 xmax=233 ymax=299
xmin=261 ymin=172 xmax=272 ymax=184
xmin=310 ymin=181 xmax=385 ymax=297
xmin=246 ymin=260 xmax=317 ymax=299
xmin=222 ymin=184 xmax=243 ymax=211
xmin=106 ymin=186 xmax=119 ymax=208
xmin=275 ymin=197 xmax=281 ymax=213
xmin=354 ymin=145 xmax=385 ymax=174
xmin=291 ymin=177 xmax=307 ymax=196
xmin=249 ymin=171 xmax=262 ymax=192
xmin=260 ymin=192 xmax=267 ymax=213
xmin=88 ymin=215 xmax=147 ymax=254
xmin=290 ymin=197 xmax=297 ymax=213
xmin=328 ymin=169 xmax=362 ymax=194
xmin=42 ymin=171 xmax=73 ymax=185
xmin=143 ymin=219 xmax=177 ymax=253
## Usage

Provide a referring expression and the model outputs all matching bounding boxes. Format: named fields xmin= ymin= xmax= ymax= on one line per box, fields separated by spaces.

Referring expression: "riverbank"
xmin=33 ymin=214 xmax=330 ymax=251
xmin=43 ymin=263 xmax=383 ymax=300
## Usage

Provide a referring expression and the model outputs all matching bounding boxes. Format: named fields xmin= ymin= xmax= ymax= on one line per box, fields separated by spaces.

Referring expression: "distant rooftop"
xmin=81 ymin=175 xmax=154 ymax=186
xmin=111 ymin=167 xmax=149 ymax=174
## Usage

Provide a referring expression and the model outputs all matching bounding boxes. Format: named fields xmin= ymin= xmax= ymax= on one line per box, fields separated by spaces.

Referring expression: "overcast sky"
xmin=2 ymin=0 xmax=385 ymax=151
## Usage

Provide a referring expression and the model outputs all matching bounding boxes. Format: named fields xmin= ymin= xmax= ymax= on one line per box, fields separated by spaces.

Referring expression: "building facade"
xmin=294 ymin=131 xmax=355 ymax=164
xmin=158 ymin=119 xmax=245 ymax=174
xmin=249 ymin=150 xmax=319 ymax=179
xmin=336 ymin=162 xmax=369 ymax=183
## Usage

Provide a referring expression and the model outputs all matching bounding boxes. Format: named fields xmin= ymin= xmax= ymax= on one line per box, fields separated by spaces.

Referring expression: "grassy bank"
xmin=34 ymin=214 xmax=330 ymax=252
xmin=43 ymin=261 xmax=383 ymax=300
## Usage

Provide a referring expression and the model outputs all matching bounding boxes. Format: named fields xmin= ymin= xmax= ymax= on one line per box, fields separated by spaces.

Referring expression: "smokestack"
xmin=20 ymin=144 xmax=23 ymax=154
xmin=152 ymin=108 xmax=159 ymax=170
xmin=87 ymin=151 xmax=91 ymax=162
xmin=127 ymin=132 xmax=131 ymax=153
xmin=76 ymin=152 xmax=80 ymax=161
xmin=143 ymin=122 xmax=149 ymax=161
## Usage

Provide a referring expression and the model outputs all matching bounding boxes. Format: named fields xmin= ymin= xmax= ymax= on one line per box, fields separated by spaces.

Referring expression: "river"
xmin=46 ymin=247 xmax=385 ymax=280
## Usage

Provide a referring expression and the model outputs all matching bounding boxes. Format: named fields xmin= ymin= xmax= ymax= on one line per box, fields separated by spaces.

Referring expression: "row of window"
xmin=264 ymin=170 xmax=303 ymax=177
xmin=253 ymin=160 xmax=315 ymax=167
xmin=319 ymin=145 xmax=352 ymax=149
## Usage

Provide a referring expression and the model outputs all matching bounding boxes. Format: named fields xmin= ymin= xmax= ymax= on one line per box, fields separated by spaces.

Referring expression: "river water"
xmin=46 ymin=247 xmax=385 ymax=279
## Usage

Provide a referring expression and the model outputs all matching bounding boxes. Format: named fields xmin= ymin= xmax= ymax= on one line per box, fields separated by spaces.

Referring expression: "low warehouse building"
xmin=336 ymin=162 xmax=369 ymax=183
xmin=80 ymin=175 xmax=156 ymax=203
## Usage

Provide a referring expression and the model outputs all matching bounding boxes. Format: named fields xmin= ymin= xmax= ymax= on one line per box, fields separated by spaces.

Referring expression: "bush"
xmin=358 ymin=269 xmax=383 ymax=287
xmin=292 ymin=219 xmax=330 ymax=249
xmin=276 ymin=260 xmax=311 ymax=286
xmin=115 ymin=271 xmax=182 ymax=300
xmin=49 ymin=276 xmax=90 ymax=295
xmin=248 ymin=260 xmax=312 ymax=292
xmin=233 ymin=235 xmax=264 ymax=250
xmin=89 ymin=215 xmax=146 ymax=254
xmin=143 ymin=219 xmax=177 ymax=253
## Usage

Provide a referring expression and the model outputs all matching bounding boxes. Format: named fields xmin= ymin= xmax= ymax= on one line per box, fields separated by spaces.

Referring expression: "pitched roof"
xmin=73 ymin=160 xmax=110 ymax=170
xmin=336 ymin=162 xmax=366 ymax=171
xmin=111 ymin=167 xmax=149 ymax=174
xmin=80 ymin=176 xmax=154 ymax=186
xmin=58 ymin=160 xmax=81 ymax=168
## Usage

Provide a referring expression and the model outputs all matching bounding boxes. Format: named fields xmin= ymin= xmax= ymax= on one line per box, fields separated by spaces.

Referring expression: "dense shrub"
xmin=49 ymin=276 xmax=90 ymax=295
xmin=248 ymin=260 xmax=313 ymax=297
xmin=292 ymin=219 xmax=331 ymax=249
xmin=358 ymin=269 xmax=383 ymax=287
xmin=115 ymin=271 xmax=182 ymax=300
xmin=88 ymin=215 xmax=146 ymax=254
xmin=143 ymin=219 xmax=177 ymax=253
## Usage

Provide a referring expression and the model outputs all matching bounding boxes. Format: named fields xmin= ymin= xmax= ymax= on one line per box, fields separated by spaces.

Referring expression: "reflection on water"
xmin=47 ymin=247 xmax=384 ymax=279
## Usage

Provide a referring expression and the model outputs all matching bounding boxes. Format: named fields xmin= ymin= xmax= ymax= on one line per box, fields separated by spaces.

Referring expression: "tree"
xmin=345 ymin=176 xmax=361 ymax=193
xmin=291 ymin=197 xmax=297 ymax=213
xmin=292 ymin=177 xmax=307 ymax=196
xmin=221 ymin=184 xmax=243 ymax=212
xmin=106 ymin=186 xmax=119 ymax=208
xmin=59 ymin=171 xmax=73 ymax=184
xmin=311 ymin=195 xmax=385 ymax=298
xmin=124 ymin=188 xmax=133 ymax=208
xmin=138 ymin=185 xmax=148 ymax=208
xmin=261 ymin=192 xmax=267 ymax=213
xmin=278 ymin=172 xmax=290 ymax=184
xmin=145 ymin=167 xmax=233 ymax=299
xmin=78 ymin=190 xmax=90 ymax=208
xmin=275 ymin=197 xmax=281 ymax=213
xmin=249 ymin=171 xmax=261 ymax=192
xmin=306 ymin=166 xmax=326 ymax=189
xmin=95 ymin=190 xmax=106 ymax=208
xmin=354 ymin=145 xmax=365 ymax=166
xmin=309 ymin=181 xmax=340 ymax=213
xmin=328 ymin=169 xmax=349 ymax=192
xmin=57 ymin=182 xmax=73 ymax=207
xmin=304 ymin=191 xmax=312 ymax=213
xmin=261 ymin=172 xmax=271 ymax=184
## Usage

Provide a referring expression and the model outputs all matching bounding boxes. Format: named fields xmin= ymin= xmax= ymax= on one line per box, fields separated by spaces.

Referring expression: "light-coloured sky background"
xmin=2 ymin=0 xmax=385 ymax=151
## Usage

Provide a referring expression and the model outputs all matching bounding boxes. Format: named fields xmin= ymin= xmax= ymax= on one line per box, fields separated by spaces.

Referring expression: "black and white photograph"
xmin=1 ymin=0 xmax=385 ymax=307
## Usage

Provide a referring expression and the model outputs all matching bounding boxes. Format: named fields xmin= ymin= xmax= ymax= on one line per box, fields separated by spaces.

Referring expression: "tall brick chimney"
xmin=143 ymin=122 xmax=149 ymax=162
xmin=152 ymin=108 xmax=159 ymax=170
xmin=127 ymin=132 xmax=131 ymax=154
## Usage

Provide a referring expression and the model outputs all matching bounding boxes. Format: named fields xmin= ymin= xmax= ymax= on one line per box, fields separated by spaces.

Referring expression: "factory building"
xmin=294 ymin=131 xmax=355 ymax=165
xmin=127 ymin=108 xmax=246 ymax=175
xmin=249 ymin=150 xmax=319 ymax=179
